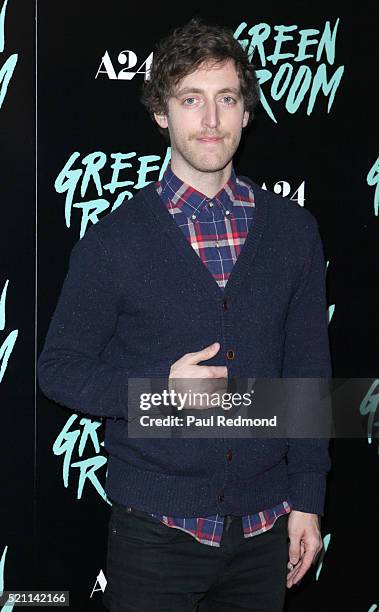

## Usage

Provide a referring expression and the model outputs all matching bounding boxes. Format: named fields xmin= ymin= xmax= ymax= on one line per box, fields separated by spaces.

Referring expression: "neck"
xmin=170 ymin=158 xmax=233 ymax=198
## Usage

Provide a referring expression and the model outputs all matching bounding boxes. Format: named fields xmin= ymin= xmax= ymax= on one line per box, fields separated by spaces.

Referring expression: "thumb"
xmin=288 ymin=535 xmax=301 ymax=565
xmin=187 ymin=342 xmax=220 ymax=365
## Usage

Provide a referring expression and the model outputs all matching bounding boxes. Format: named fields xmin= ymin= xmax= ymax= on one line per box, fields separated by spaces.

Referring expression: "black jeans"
xmin=103 ymin=501 xmax=289 ymax=612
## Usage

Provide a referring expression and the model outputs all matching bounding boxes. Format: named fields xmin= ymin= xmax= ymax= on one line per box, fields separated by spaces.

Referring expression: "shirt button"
xmin=208 ymin=202 xmax=214 ymax=208
xmin=225 ymin=210 xmax=230 ymax=215
xmin=215 ymin=241 xmax=220 ymax=248
xmin=226 ymin=350 xmax=235 ymax=360
xmin=191 ymin=214 xmax=196 ymax=220
xmin=226 ymin=449 xmax=233 ymax=462
xmin=218 ymin=491 xmax=225 ymax=502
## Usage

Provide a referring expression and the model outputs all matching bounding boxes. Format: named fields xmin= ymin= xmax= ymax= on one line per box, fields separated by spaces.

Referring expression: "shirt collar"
xmin=157 ymin=163 xmax=240 ymax=220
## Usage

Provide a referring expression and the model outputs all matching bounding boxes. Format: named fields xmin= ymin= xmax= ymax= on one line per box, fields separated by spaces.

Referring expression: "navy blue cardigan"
xmin=37 ymin=178 xmax=332 ymax=517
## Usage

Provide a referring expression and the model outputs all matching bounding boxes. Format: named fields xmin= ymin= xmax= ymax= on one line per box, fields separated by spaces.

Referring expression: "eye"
xmin=221 ymin=96 xmax=236 ymax=105
xmin=183 ymin=97 xmax=197 ymax=106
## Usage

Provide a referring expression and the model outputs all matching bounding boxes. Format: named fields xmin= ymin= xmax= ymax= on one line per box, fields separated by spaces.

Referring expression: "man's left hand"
xmin=286 ymin=510 xmax=323 ymax=588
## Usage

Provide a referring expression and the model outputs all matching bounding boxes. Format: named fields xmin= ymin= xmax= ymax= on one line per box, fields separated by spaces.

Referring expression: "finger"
xmin=287 ymin=555 xmax=302 ymax=574
xmin=185 ymin=342 xmax=220 ymax=365
xmin=286 ymin=561 xmax=303 ymax=587
xmin=191 ymin=365 xmax=227 ymax=379
xmin=300 ymin=539 xmax=305 ymax=559
xmin=206 ymin=365 xmax=228 ymax=378
xmin=288 ymin=544 xmax=305 ymax=571
xmin=288 ymin=534 xmax=301 ymax=566
xmin=291 ymin=544 xmax=316 ymax=584
xmin=312 ymin=545 xmax=323 ymax=565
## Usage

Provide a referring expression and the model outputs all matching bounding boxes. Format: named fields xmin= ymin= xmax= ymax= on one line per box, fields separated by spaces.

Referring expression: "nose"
xmin=202 ymin=99 xmax=220 ymax=130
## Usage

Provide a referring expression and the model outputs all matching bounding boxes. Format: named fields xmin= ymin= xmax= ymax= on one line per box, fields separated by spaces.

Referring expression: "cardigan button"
xmin=218 ymin=491 xmax=225 ymax=503
xmin=226 ymin=449 xmax=233 ymax=462
xmin=226 ymin=350 xmax=235 ymax=360
xmin=222 ymin=298 xmax=229 ymax=311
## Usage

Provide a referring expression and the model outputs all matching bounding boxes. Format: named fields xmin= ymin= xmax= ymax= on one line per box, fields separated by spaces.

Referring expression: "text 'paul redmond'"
xmin=139 ymin=415 xmax=278 ymax=428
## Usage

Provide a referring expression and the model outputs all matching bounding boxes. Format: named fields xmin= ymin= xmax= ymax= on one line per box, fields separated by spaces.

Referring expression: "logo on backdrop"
xmin=0 ymin=2 xmax=18 ymax=384
xmin=95 ymin=18 xmax=344 ymax=122
xmin=233 ymin=18 xmax=344 ymax=122
xmin=0 ymin=280 xmax=18 ymax=384
xmin=54 ymin=147 xmax=171 ymax=238
xmin=0 ymin=545 xmax=15 ymax=610
xmin=95 ymin=49 xmax=153 ymax=81
xmin=367 ymin=156 xmax=379 ymax=217
xmin=360 ymin=379 xmax=379 ymax=454
xmin=90 ymin=569 xmax=107 ymax=600
xmin=53 ymin=414 xmax=110 ymax=503
xmin=0 ymin=0 xmax=17 ymax=109
xmin=315 ymin=533 xmax=331 ymax=581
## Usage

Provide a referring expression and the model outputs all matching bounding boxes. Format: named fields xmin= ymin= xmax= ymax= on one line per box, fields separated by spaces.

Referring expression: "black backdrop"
xmin=1 ymin=1 xmax=378 ymax=610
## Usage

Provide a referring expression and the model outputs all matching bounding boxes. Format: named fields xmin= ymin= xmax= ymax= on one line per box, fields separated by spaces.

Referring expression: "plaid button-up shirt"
xmin=147 ymin=164 xmax=292 ymax=546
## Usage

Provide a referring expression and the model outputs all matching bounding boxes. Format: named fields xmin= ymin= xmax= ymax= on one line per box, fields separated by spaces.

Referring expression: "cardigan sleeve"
xmin=37 ymin=227 xmax=129 ymax=420
xmin=282 ymin=217 xmax=332 ymax=515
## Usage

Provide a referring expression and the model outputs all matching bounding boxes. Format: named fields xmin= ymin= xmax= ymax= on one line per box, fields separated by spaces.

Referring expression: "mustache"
xmin=189 ymin=132 xmax=227 ymax=140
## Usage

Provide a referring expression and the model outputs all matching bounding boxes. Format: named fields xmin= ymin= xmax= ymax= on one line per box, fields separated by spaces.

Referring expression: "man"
xmin=38 ymin=18 xmax=332 ymax=612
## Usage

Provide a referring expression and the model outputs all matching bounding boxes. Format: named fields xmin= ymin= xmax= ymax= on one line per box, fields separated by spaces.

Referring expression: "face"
xmin=154 ymin=59 xmax=249 ymax=177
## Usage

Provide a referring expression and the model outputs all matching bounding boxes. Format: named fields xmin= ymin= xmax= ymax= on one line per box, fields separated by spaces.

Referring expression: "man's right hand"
xmin=168 ymin=342 xmax=228 ymax=409
xmin=169 ymin=342 xmax=228 ymax=379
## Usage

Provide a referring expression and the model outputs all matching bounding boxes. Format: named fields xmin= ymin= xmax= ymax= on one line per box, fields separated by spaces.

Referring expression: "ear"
xmin=154 ymin=112 xmax=169 ymax=129
xmin=242 ymin=110 xmax=249 ymax=128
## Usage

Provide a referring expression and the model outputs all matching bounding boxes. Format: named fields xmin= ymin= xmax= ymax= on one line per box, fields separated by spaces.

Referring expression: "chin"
xmin=192 ymin=156 xmax=232 ymax=174
xmin=198 ymin=164 xmax=229 ymax=173
xmin=201 ymin=162 xmax=231 ymax=173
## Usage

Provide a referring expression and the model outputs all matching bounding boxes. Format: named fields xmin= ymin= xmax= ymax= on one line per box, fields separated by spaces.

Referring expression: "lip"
xmin=197 ymin=137 xmax=223 ymax=143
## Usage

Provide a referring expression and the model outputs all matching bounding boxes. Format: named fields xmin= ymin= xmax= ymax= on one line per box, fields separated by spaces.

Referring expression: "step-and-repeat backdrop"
xmin=1 ymin=1 xmax=378 ymax=610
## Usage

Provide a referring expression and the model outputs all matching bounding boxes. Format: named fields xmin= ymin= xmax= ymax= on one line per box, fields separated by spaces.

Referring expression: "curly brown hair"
xmin=141 ymin=18 xmax=260 ymax=138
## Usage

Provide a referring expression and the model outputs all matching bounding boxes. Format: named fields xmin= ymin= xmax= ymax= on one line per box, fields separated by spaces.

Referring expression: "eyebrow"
xmin=175 ymin=86 xmax=242 ymax=97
